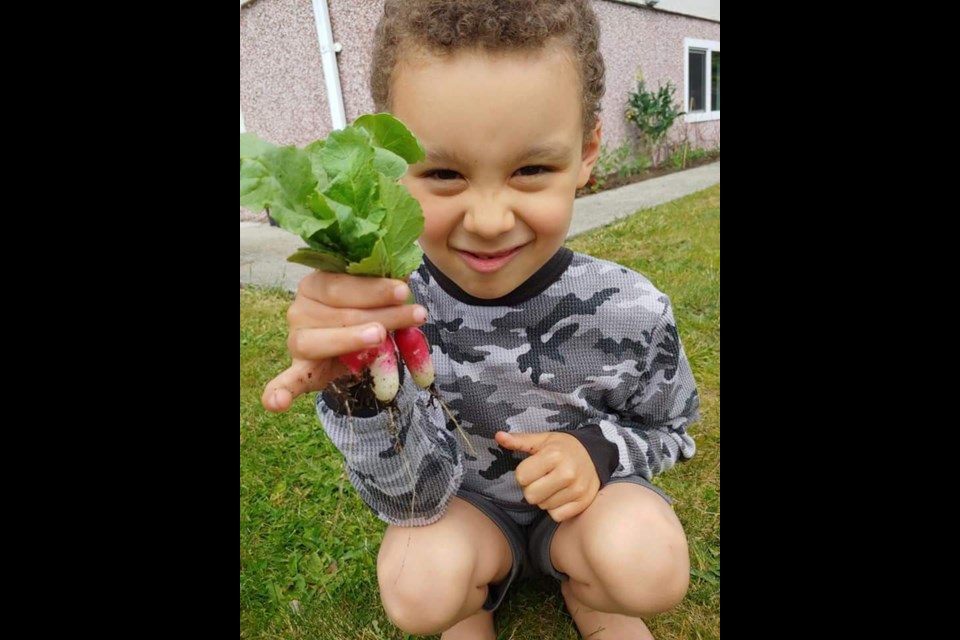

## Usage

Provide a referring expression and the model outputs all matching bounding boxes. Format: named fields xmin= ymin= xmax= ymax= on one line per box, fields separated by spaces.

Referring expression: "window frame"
xmin=684 ymin=38 xmax=720 ymax=123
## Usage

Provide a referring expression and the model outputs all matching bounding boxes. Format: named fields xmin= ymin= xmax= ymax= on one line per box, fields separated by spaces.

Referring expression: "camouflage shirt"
xmin=317 ymin=248 xmax=699 ymax=526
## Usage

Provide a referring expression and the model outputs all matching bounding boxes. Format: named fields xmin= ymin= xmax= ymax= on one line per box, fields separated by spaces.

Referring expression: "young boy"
xmin=262 ymin=1 xmax=699 ymax=638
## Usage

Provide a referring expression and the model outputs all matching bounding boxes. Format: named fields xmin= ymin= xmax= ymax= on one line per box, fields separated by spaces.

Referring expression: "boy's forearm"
xmin=317 ymin=374 xmax=464 ymax=525
xmin=604 ymin=352 xmax=699 ymax=480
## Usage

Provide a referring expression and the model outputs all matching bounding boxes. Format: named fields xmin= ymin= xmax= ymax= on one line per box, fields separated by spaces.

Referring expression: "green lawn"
xmin=240 ymin=184 xmax=720 ymax=639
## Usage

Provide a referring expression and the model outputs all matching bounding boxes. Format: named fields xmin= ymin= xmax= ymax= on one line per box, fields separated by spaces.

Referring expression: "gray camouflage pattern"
xmin=317 ymin=251 xmax=699 ymax=527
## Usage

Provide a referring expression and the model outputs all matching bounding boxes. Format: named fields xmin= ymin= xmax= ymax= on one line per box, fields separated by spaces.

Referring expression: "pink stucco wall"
xmin=595 ymin=1 xmax=720 ymax=153
xmin=240 ymin=0 xmax=331 ymax=147
xmin=240 ymin=0 xmax=719 ymax=220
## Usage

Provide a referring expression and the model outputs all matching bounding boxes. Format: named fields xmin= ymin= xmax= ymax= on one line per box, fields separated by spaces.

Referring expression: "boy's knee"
xmin=379 ymin=577 xmax=473 ymax=635
xmin=582 ymin=504 xmax=690 ymax=616
xmin=377 ymin=537 xmax=477 ymax=634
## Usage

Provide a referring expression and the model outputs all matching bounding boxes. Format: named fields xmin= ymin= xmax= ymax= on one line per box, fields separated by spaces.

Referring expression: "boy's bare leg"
xmin=440 ymin=607 xmax=495 ymax=640
xmin=560 ymin=580 xmax=654 ymax=640
xmin=550 ymin=483 xmax=691 ymax=638
xmin=377 ymin=497 xmax=512 ymax=638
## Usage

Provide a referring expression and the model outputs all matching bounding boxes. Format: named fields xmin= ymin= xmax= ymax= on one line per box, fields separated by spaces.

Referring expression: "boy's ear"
xmin=576 ymin=119 xmax=603 ymax=189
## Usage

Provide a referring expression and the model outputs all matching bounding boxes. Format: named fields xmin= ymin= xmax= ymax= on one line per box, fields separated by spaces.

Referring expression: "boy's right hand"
xmin=261 ymin=271 xmax=428 ymax=413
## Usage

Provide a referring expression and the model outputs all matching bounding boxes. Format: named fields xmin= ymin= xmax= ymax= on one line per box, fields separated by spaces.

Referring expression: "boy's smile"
xmin=454 ymin=242 xmax=530 ymax=274
xmin=393 ymin=42 xmax=601 ymax=300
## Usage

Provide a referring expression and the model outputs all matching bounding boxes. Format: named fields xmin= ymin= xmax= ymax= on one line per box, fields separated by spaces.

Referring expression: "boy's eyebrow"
xmin=423 ymin=142 xmax=573 ymax=166
xmin=513 ymin=142 xmax=573 ymax=162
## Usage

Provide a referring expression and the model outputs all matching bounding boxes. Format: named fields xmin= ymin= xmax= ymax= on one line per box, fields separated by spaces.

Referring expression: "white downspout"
xmin=312 ymin=0 xmax=347 ymax=131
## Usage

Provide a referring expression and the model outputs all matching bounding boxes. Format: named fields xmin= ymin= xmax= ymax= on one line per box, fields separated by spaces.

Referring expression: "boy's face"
xmin=393 ymin=44 xmax=602 ymax=299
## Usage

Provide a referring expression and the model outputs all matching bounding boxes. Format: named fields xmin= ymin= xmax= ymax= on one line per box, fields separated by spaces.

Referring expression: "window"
xmin=711 ymin=51 xmax=720 ymax=112
xmin=684 ymin=39 xmax=720 ymax=122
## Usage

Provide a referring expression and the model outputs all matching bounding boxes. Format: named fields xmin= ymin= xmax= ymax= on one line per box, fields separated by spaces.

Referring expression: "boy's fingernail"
xmin=394 ymin=285 xmax=410 ymax=301
xmin=360 ymin=326 xmax=383 ymax=344
xmin=413 ymin=307 xmax=428 ymax=323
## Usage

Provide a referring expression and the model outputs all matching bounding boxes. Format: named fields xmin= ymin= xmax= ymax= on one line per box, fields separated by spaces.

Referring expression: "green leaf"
xmin=323 ymin=162 xmax=378 ymax=217
xmin=338 ymin=213 xmax=381 ymax=262
xmin=239 ymin=117 xmax=427 ymax=278
xmin=317 ymin=126 xmax=375 ymax=178
xmin=347 ymin=239 xmax=391 ymax=277
xmin=240 ymin=144 xmax=317 ymax=214
xmin=304 ymin=190 xmax=338 ymax=224
xmin=302 ymin=551 xmax=325 ymax=582
xmin=268 ymin=203 xmax=334 ymax=240
xmin=287 ymin=247 xmax=349 ymax=273
xmin=392 ymin=243 xmax=425 ymax=280
xmin=372 ymin=146 xmax=409 ymax=180
xmin=377 ymin=175 xmax=425 ymax=278
xmin=240 ymin=132 xmax=275 ymax=159
xmin=304 ymin=140 xmax=330 ymax=191
xmin=266 ymin=581 xmax=284 ymax=606
xmin=353 ymin=113 xmax=425 ymax=164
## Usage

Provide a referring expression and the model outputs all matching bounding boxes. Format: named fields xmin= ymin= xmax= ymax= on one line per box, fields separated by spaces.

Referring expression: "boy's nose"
xmin=463 ymin=198 xmax=516 ymax=239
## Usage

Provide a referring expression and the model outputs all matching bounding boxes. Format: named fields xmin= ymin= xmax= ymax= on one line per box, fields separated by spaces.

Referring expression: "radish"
xmin=241 ymin=113 xmax=474 ymax=454
xmin=338 ymin=347 xmax=379 ymax=377
xmin=369 ymin=337 xmax=400 ymax=403
xmin=393 ymin=327 xmax=434 ymax=388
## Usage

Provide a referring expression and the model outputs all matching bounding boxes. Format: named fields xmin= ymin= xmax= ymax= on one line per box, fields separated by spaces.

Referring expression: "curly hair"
xmin=370 ymin=0 xmax=605 ymax=145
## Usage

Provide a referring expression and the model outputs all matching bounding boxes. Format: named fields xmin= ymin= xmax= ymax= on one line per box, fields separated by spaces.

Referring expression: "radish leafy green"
xmin=240 ymin=113 xmax=426 ymax=279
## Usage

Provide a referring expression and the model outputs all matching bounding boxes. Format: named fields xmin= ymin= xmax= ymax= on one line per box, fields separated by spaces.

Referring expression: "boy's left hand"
xmin=495 ymin=431 xmax=601 ymax=523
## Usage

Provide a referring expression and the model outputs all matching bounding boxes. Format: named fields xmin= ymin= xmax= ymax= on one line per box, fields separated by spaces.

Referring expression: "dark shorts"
xmin=455 ymin=477 xmax=672 ymax=611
